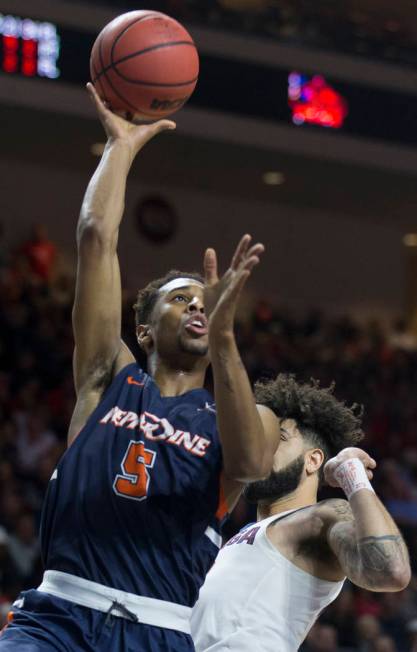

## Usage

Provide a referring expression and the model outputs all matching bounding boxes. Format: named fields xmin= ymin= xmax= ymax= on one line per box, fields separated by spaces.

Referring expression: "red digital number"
xmin=3 ymin=53 xmax=18 ymax=73
xmin=22 ymin=58 xmax=36 ymax=76
xmin=113 ymin=441 xmax=156 ymax=501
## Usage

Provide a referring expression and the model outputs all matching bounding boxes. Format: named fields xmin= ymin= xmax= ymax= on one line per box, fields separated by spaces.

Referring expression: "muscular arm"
xmin=70 ymin=140 xmax=136 ymax=444
xmin=210 ymin=333 xmax=280 ymax=481
xmin=73 ymin=139 xmax=135 ymax=392
xmin=327 ymin=495 xmax=411 ymax=592
xmin=69 ymin=85 xmax=175 ymax=445
xmin=204 ymin=238 xmax=280 ymax=482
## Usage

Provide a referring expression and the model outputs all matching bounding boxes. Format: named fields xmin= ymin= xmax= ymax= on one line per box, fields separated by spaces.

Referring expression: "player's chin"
xmin=179 ymin=335 xmax=209 ymax=357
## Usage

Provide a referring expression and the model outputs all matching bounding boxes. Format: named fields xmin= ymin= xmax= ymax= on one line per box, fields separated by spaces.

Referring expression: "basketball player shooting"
xmin=0 ymin=86 xmax=281 ymax=651
xmin=191 ymin=375 xmax=411 ymax=652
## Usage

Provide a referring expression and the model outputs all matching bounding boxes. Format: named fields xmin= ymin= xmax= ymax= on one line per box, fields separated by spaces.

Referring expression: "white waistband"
xmin=37 ymin=570 xmax=191 ymax=634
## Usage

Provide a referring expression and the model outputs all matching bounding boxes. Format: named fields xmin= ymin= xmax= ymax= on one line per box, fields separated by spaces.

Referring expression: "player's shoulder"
xmin=314 ymin=498 xmax=354 ymax=525
xmin=292 ymin=500 xmax=353 ymax=547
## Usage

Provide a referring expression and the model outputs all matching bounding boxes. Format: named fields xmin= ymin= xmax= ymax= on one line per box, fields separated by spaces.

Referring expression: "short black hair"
xmin=133 ymin=270 xmax=204 ymax=326
xmin=255 ymin=374 xmax=364 ymax=482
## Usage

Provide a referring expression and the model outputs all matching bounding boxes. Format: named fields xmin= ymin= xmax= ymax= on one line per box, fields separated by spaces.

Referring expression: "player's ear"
xmin=305 ymin=448 xmax=324 ymax=476
xmin=136 ymin=324 xmax=153 ymax=353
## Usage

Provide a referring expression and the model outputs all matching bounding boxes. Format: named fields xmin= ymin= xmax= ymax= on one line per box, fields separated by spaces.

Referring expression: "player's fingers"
xmin=358 ymin=451 xmax=377 ymax=469
xmin=235 ymin=269 xmax=251 ymax=291
xmin=230 ymin=234 xmax=251 ymax=270
xmin=138 ymin=120 xmax=176 ymax=146
xmin=86 ymin=82 xmax=108 ymax=117
xmin=149 ymin=119 xmax=177 ymax=135
xmin=224 ymin=269 xmax=250 ymax=302
xmin=242 ymin=254 xmax=261 ymax=273
xmin=204 ymin=248 xmax=219 ymax=285
xmin=242 ymin=243 xmax=265 ymax=264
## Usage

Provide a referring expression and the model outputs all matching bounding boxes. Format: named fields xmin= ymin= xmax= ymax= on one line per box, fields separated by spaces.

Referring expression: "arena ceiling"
xmin=219 ymin=0 xmax=417 ymax=45
xmin=1 ymin=102 xmax=417 ymax=232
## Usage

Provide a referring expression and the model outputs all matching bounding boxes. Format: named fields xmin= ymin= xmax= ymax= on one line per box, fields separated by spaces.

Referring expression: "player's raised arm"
xmin=325 ymin=447 xmax=411 ymax=592
xmin=204 ymin=235 xmax=281 ymax=482
xmin=70 ymin=84 xmax=175 ymax=441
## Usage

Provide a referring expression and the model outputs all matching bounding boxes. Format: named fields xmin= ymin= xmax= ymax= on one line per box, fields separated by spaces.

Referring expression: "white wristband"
xmin=334 ymin=457 xmax=375 ymax=500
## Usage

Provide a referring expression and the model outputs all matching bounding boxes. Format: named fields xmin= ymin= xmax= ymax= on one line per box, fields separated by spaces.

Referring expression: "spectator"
xmin=407 ymin=618 xmax=417 ymax=652
xmin=371 ymin=636 xmax=397 ymax=652
xmin=356 ymin=615 xmax=382 ymax=651
xmin=7 ymin=513 xmax=40 ymax=585
xmin=378 ymin=593 xmax=408 ymax=651
xmin=0 ymin=526 xmax=22 ymax=600
xmin=20 ymin=223 xmax=57 ymax=283
xmin=15 ymin=410 xmax=57 ymax=474
xmin=322 ymin=586 xmax=357 ymax=648
xmin=303 ymin=623 xmax=340 ymax=652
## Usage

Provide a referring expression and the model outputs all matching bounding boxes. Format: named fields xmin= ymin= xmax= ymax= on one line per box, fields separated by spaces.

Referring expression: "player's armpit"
xmin=68 ymin=341 xmax=134 ymax=447
xmin=327 ymin=517 xmax=410 ymax=592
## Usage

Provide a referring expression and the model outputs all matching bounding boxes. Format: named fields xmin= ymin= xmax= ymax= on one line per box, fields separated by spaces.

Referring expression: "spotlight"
xmin=403 ymin=234 xmax=417 ymax=247
xmin=263 ymin=171 xmax=285 ymax=186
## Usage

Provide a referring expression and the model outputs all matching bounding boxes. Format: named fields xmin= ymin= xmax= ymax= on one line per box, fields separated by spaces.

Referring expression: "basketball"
xmin=90 ymin=10 xmax=199 ymax=121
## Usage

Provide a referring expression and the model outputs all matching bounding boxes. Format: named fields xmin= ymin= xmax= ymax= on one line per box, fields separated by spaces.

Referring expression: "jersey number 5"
xmin=113 ymin=440 xmax=156 ymax=501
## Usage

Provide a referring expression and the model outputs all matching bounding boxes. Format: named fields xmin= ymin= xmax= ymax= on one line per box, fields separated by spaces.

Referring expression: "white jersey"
xmin=191 ymin=509 xmax=344 ymax=652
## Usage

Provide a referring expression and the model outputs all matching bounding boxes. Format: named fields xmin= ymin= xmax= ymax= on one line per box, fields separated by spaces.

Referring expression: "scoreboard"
xmin=0 ymin=13 xmax=59 ymax=78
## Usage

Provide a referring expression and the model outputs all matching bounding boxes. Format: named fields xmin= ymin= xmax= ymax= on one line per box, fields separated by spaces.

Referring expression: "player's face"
xmin=244 ymin=419 xmax=307 ymax=504
xmin=150 ymin=284 xmax=209 ymax=360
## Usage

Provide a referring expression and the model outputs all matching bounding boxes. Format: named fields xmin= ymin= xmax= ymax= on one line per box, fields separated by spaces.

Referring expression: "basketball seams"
xmin=98 ymin=32 xmax=158 ymax=118
xmin=109 ymin=11 xmax=160 ymax=70
xmin=112 ymin=42 xmax=197 ymax=86
xmin=93 ymin=41 xmax=197 ymax=87
xmin=92 ymin=34 xmax=108 ymax=104
xmin=109 ymin=12 xmax=197 ymax=86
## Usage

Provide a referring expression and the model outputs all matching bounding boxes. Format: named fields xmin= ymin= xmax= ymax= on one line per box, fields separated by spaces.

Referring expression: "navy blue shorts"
xmin=0 ymin=590 xmax=194 ymax=651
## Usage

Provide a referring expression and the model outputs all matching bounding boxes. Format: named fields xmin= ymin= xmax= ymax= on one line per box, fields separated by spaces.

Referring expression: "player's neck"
xmin=150 ymin=358 xmax=207 ymax=396
xmin=257 ymin=485 xmax=317 ymax=521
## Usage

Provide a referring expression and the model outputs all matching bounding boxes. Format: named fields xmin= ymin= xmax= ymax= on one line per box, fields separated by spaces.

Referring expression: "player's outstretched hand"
xmin=324 ymin=447 xmax=377 ymax=488
xmin=204 ymin=234 xmax=265 ymax=338
xmin=86 ymin=83 xmax=176 ymax=158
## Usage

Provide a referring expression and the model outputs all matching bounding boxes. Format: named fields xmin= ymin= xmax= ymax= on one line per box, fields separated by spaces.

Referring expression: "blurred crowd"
xmin=1 ymin=224 xmax=417 ymax=650
xmin=83 ymin=0 xmax=417 ymax=67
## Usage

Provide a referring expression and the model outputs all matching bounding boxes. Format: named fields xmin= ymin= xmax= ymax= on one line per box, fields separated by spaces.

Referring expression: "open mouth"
xmin=184 ymin=316 xmax=208 ymax=336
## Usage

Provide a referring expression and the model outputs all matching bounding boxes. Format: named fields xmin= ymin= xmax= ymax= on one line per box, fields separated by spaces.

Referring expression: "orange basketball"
xmin=90 ymin=10 xmax=199 ymax=120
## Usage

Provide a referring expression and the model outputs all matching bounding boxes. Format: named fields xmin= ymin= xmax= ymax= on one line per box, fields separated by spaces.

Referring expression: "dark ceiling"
xmin=2 ymin=102 xmax=417 ymax=231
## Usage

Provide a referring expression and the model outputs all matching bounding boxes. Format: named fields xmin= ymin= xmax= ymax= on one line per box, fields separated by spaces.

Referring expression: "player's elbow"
xmin=384 ymin=565 xmax=412 ymax=592
xmin=77 ymin=214 xmax=118 ymax=252
xmin=367 ymin=564 xmax=412 ymax=592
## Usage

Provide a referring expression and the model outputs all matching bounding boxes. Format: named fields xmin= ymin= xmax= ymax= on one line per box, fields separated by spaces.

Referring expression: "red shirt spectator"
xmin=21 ymin=224 xmax=57 ymax=282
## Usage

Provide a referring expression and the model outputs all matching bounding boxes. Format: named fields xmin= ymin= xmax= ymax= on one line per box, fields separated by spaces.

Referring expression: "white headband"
xmin=158 ymin=277 xmax=204 ymax=294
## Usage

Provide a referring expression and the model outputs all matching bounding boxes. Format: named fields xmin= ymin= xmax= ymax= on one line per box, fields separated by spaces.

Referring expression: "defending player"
xmin=0 ymin=86 xmax=280 ymax=651
xmin=191 ymin=375 xmax=411 ymax=652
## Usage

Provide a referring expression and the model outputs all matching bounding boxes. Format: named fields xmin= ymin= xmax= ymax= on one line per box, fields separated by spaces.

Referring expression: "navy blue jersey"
xmin=40 ymin=363 xmax=224 ymax=607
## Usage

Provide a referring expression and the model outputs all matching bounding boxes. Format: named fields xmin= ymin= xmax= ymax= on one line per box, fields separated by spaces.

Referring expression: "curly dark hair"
xmin=133 ymin=270 xmax=204 ymax=326
xmin=255 ymin=374 xmax=364 ymax=480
